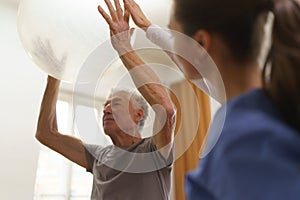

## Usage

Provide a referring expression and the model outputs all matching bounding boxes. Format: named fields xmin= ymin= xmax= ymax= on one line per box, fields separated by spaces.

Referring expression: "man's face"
xmin=102 ymin=92 xmax=141 ymax=136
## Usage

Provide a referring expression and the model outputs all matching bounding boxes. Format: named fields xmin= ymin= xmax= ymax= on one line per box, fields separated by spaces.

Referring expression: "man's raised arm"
xmin=36 ymin=76 xmax=89 ymax=169
xmin=98 ymin=0 xmax=176 ymax=159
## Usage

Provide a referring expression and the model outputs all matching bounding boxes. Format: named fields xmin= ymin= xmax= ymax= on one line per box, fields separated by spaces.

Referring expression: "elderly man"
xmin=35 ymin=0 xmax=175 ymax=199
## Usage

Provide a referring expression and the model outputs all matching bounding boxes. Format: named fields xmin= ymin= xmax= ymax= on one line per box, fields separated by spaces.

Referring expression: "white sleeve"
xmin=145 ymin=24 xmax=174 ymax=51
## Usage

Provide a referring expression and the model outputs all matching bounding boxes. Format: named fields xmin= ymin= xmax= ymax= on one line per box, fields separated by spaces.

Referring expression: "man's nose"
xmin=103 ymin=103 xmax=112 ymax=114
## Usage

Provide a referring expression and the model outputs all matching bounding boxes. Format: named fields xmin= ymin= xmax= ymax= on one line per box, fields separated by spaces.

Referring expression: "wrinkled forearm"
xmin=120 ymin=50 xmax=176 ymax=153
xmin=119 ymin=50 xmax=175 ymax=116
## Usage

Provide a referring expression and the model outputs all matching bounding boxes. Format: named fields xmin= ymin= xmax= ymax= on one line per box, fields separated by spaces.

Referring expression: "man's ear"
xmin=135 ymin=109 xmax=144 ymax=123
xmin=193 ymin=30 xmax=212 ymax=52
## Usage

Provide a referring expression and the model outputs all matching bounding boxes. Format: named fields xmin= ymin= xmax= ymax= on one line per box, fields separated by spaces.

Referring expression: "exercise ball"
xmin=17 ymin=0 xmax=109 ymax=82
xmin=17 ymin=0 xmax=173 ymax=82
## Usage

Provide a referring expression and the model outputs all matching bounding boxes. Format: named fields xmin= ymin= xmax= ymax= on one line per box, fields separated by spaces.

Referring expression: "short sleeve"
xmin=147 ymin=138 xmax=174 ymax=168
xmin=84 ymin=144 xmax=104 ymax=173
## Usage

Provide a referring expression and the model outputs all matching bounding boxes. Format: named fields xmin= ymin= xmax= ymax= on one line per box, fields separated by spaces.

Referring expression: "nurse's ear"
xmin=193 ymin=30 xmax=212 ymax=52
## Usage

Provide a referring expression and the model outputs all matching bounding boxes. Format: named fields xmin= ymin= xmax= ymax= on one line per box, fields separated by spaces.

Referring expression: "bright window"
xmin=34 ymin=101 xmax=93 ymax=200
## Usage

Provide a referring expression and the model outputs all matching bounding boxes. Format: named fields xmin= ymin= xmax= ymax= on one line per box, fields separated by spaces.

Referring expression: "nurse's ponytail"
xmin=263 ymin=0 xmax=300 ymax=131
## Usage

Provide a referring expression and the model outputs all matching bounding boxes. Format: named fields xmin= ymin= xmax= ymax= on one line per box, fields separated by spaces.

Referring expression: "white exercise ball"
xmin=17 ymin=0 xmax=109 ymax=82
xmin=17 ymin=0 xmax=173 ymax=82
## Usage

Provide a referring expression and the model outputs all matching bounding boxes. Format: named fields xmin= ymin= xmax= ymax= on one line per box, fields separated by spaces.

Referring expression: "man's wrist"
xmin=116 ymin=43 xmax=134 ymax=56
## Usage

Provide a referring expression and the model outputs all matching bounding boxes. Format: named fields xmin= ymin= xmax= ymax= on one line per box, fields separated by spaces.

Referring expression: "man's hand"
xmin=124 ymin=0 xmax=152 ymax=31
xmin=98 ymin=0 xmax=132 ymax=54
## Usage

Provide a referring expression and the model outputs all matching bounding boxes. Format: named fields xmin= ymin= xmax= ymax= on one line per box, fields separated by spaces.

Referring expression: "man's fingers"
xmin=98 ymin=5 xmax=112 ymax=24
xmin=104 ymin=0 xmax=118 ymax=21
xmin=124 ymin=8 xmax=130 ymax=23
xmin=114 ymin=0 xmax=123 ymax=20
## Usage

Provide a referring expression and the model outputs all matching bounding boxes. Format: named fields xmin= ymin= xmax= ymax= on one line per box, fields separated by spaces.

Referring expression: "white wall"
xmin=0 ymin=3 xmax=45 ymax=199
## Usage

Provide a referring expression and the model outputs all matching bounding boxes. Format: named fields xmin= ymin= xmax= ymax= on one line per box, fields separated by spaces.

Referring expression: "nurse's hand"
xmin=124 ymin=0 xmax=152 ymax=31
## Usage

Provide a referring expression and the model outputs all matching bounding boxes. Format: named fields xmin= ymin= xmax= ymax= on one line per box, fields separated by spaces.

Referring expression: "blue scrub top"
xmin=185 ymin=89 xmax=300 ymax=200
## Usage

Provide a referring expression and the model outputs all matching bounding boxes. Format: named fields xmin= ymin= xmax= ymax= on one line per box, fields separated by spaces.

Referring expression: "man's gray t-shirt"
xmin=84 ymin=138 xmax=172 ymax=200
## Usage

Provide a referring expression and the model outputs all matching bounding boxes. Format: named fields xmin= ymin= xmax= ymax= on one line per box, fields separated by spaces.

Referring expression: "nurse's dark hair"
xmin=174 ymin=0 xmax=300 ymax=132
xmin=174 ymin=0 xmax=272 ymax=63
xmin=263 ymin=0 xmax=300 ymax=132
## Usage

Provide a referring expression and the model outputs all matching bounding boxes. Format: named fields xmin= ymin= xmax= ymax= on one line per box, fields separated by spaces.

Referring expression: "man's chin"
xmin=103 ymin=126 xmax=118 ymax=136
xmin=103 ymin=128 xmax=112 ymax=136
